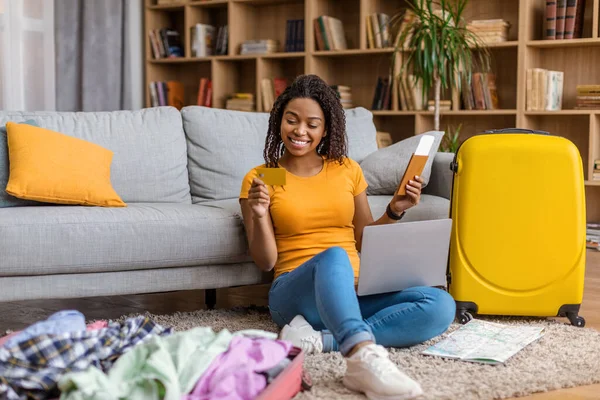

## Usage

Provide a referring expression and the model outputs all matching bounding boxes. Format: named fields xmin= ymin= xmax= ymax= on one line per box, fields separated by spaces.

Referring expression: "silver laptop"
xmin=356 ymin=218 xmax=453 ymax=296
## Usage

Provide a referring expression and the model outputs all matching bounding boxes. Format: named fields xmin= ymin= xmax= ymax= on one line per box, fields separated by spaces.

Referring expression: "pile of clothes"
xmin=0 ymin=310 xmax=297 ymax=400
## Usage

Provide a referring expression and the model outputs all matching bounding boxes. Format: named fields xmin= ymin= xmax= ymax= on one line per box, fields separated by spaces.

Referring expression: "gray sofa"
xmin=0 ymin=106 xmax=454 ymax=304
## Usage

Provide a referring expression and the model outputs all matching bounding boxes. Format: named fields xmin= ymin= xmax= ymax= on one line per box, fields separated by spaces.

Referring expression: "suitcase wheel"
xmin=567 ymin=313 xmax=586 ymax=328
xmin=458 ymin=310 xmax=473 ymax=324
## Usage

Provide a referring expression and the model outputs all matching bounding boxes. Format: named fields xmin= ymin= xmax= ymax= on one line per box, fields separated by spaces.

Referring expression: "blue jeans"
xmin=268 ymin=246 xmax=456 ymax=356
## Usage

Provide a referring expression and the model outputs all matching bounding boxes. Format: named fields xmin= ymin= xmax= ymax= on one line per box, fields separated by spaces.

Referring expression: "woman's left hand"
xmin=390 ymin=175 xmax=424 ymax=215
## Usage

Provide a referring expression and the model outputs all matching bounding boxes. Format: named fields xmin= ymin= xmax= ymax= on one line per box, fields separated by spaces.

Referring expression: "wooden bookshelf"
xmin=144 ymin=0 xmax=600 ymax=223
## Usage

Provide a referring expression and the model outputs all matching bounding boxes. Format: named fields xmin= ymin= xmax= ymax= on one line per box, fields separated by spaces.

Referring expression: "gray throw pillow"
xmin=360 ymin=131 xmax=444 ymax=195
xmin=0 ymin=119 xmax=44 ymax=207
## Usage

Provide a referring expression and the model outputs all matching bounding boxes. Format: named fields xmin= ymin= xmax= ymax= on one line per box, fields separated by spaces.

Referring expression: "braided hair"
xmin=263 ymin=74 xmax=348 ymax=167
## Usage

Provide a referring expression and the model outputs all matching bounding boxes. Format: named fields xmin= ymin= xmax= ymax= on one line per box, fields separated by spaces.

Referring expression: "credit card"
xmin=256 ymin=167 xmax=286 ymax=186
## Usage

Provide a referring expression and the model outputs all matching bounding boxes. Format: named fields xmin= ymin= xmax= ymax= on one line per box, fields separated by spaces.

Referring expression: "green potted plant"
xmin=390 ymin=0 xmax=492 ymax=131
xmin=441 ymin=123 xmax=462 ymax=152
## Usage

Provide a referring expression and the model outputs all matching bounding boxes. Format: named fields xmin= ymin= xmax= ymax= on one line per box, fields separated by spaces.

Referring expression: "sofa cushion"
xmin=5 ymin=122 xmax=126 ymax=207
xmin=361 ymin=131 xmax=444 ymax=195
xmin=0 ymin=107 xmax=191 ymax=204
xmin=367 ymin=194 xmax=450 ymax=222
xmin=0 ymin=119 xmax=41 ymax=207
xmin=0 ymin=203 xmax=251 ymax=277
xmin=182 ymin=106 xmax=378 ymax=203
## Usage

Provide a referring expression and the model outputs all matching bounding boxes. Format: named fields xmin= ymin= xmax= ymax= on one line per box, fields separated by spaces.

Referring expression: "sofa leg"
xmin=205 ymin=289 xmax=217 ymax=310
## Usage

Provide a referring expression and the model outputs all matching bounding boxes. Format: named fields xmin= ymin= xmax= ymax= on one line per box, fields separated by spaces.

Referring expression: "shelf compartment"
xmin=526 ymin=0 xmax=596 ymax=41
xmin=212 ymin=58 xmax=257 ymax=110
xmin=187 ymin=1 xmax=228 ymax=56
xmin=229 ymin=0 xmax=305 ymax=55
xmin=146 ymin=5 xmax=187 ymax=59
xmin=463 ymin=0 xmax=520 ymax=42
xmin=586 ymin=186 xmax=600 ymax=223
xmin=310 ymin=0 xmax=361 ymax=51
xmin=524 ymin=114 xmax=590 ymax=179
xmin=311 ymin=52 xmax=393 ymax=111
xmin=527 ymin=46 xmax=600 ymax=110
xmin=146 ymin=61 xmax=212 ymax=107
xmin=372 ymin=114 xmax=415 ymax=144
xmin=258 ymin=57 xmax=304 ymax=112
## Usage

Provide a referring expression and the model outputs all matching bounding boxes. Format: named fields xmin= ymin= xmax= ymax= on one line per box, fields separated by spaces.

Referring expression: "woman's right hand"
xmin=247 ymin=177 xmax=270 ymax=219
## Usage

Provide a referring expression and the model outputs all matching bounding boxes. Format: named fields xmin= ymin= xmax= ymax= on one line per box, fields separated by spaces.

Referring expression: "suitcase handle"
xmin=483 ymin=128 xmax=549 ymax=135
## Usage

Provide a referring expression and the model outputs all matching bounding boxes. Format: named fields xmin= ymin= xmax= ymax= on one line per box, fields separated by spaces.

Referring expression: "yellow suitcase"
xmin=447 ymin=128 xmax=587 ymax=327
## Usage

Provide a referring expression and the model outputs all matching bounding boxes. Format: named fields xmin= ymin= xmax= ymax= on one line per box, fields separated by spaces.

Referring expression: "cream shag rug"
xmin=121 ymin=306 xmax=600 ymax=400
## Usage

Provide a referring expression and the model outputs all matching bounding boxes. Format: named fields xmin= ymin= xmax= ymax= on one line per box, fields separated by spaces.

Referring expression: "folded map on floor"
xmin=421 ymin=319 xmax=545 ymax=365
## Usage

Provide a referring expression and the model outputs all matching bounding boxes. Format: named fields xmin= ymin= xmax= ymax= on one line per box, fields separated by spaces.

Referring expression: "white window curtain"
xmin=0 ymin=0 xmax=55 ymax=111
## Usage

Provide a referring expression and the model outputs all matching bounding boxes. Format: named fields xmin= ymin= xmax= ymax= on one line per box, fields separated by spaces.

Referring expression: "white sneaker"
xmin=343 ymin=343 xmax=423 ymax=400
xmin=279 ymin=315 xmax=323 ymax=355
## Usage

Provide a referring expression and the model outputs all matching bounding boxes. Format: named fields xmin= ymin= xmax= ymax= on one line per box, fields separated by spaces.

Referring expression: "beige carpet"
xmin=117 ymin=306 xmax=600 ymax=400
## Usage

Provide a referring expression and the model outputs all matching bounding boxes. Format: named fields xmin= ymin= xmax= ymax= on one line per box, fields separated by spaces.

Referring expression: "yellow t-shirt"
xmin=239 ymin=157 xmax=368 ymax=280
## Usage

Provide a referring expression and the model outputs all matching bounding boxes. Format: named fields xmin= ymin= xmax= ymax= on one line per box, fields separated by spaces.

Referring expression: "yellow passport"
xmin=256 ymin=167 xmax=286 ymax=186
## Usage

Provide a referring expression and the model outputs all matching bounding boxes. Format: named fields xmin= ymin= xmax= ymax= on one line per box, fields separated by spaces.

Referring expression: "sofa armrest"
xmin=423 ymin=152 xmax=455 ymax=200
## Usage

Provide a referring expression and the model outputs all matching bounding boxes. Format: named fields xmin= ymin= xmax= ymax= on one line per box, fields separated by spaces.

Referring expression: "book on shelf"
xmin=366 ymin=13 xmax=391 ymax=49
xmin=191 ymin=24 xmax=228 ymax=57
xmin=285 ymin=19 xmax=305 ymax=52
xmin=331 ymin=85 xmax=353 ymax=109
xmin=372 ymin=77 xmax=392 ymax=111
xmin=197 ymin=78 xmax=212 ymax=108
xmin=392 ymin=9 xmax=417 ymax=50
xmin=466 ymin=19 xmax=510 ymax=44
xmin=261 ymin=77 xmax=288 ymax=112
xmin=575 ymin=84 xmax=600 ymax=110
xmin=314 ymin=15 xmax=348 ymax=51
xmin=149 ymin=81 xmax=184 ymax=109
xmin=226 ymin=93 xmax=255 ymax=112
xmin=461 ymin=72 xmax=499 ymax=111
xmin=240 ymin=39 xmax=278 ymax=55
xmin=545 ymin=0 xmax=585 ymax=40
xmin=526 ymin=68 xmax=564 ymax=111
xmin=394 ymin=73 xmax=425 ymax=111
xmin=148 ymin=28 xmax=183 ymax=59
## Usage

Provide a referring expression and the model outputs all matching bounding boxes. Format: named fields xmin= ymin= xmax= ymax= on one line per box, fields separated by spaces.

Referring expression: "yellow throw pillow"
xmin=5 ymin=122 xmax=126 ymax=207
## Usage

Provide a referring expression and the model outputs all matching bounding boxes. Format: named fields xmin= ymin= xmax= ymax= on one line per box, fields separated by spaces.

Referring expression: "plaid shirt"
xmin=0 ymin=316 xmax=172 ymax=400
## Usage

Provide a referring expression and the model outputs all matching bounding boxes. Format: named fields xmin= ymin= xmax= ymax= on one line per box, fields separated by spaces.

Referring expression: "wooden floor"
xmin=1 ymin=250 xmax=599 ymax=399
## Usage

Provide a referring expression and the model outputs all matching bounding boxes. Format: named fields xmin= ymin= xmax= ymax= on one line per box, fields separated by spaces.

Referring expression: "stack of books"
xmin=575 ymin=85 xmax=600 ymax=110
xmin=148 ymin=28 xmax=184 ymax=59
xmin=428 ymin=100 xmax=452 ymax=111
xmin=466 ymin=19 xmax=510 ymax=44
xmin=285 ymin=20 xmax=305 ymax=52
xmin=525 ymin=68 xmax=564 ymax=111
xmin=461 ymin=72 xmax=500 ymax=110
xmin=331 ymin=85 xmax=353 ymax=109
xmin=545 ymin=0 xmax=587 ymax=39
xmin=587 ymin=223 xmax=600 ymax=251
xmin=240 ymin=40 xmax=278 ymax=55
xmin=226 ymin=93 xmax=255 ymax=111
xmin=314 ymin=15 xmax=348 ymax=51
xmin=366 ymin=13 xmax=391 ymax=48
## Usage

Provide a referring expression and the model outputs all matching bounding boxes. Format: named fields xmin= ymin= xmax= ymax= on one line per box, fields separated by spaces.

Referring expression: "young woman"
xmin=239 ymin=74 xmax=455 ymax=400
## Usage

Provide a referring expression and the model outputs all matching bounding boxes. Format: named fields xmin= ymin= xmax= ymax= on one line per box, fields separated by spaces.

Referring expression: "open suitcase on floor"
xmin=256 ymin=346 xmax=312 ymax=400
xmin=447 ymin=128 xmax=587 ymax=327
